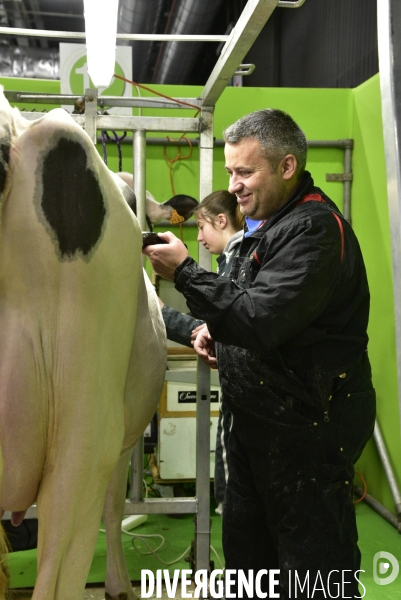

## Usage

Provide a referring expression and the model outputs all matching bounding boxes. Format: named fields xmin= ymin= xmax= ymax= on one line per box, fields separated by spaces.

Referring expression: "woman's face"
xmin=196 ymin=212 xmax=226 ymax=255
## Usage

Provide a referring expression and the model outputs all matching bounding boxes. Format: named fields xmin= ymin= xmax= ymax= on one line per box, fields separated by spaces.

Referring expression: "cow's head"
xmin=115 ymin=171 xmax=198 ymax=226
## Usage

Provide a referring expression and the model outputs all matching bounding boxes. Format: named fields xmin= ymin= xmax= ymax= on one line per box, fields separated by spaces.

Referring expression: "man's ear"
xmin=217 ymin=213 xmax=228 ymax=229
xmin=281 ymin=154 xmax=297 ymax=180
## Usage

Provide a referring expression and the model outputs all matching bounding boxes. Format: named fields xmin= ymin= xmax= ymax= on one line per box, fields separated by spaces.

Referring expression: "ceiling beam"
xmin=0 ymin=26 xmax=229 ymax=42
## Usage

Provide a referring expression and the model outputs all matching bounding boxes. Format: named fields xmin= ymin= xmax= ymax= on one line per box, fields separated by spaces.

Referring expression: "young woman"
xmin=159 ymin=190 xmax=244 ymax=514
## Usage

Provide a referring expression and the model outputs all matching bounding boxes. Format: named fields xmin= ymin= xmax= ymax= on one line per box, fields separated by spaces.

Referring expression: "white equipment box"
xmin=156 ymin=362 xmax=221 ymax=481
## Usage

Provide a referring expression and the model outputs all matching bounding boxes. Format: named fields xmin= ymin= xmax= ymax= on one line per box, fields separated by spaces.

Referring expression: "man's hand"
xmin=142 ymin=231 xmax=189 ymax=281
xmin=193 ymin=324 xmax=217 ymax=369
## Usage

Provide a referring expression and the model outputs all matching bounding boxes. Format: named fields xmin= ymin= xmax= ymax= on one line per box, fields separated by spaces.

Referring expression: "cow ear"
xmin=162 ymin=194 xmax=198 ymax=222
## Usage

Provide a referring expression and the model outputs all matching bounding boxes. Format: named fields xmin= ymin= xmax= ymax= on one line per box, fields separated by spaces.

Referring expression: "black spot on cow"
xmin=0 ymin=125 xmax=11 ymax=196
xmin=41 ymin=138 xmax=106 ymax=259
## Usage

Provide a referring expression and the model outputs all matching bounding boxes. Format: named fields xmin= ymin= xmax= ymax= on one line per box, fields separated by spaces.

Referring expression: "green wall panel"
xmin=351 ymin=74 xmax=401 ymax=511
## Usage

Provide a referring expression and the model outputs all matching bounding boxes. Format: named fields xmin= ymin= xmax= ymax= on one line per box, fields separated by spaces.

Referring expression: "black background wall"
xmin=194 ymin=0 xmax=378 ymax=88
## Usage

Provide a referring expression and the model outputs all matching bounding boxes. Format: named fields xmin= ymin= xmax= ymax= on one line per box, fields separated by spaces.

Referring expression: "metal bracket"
xmin=278 ymin=0 xmax=307 ymax=7
xmin=326 ymin=173 xmax=353 ymax=182
xmin=234 ymin=63 xmax=256 ymax=76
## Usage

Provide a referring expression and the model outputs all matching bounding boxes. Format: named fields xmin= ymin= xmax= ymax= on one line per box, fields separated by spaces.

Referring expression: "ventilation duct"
xmin=117 ymin=0 xmax=165 ymax=83
xmin=152 ymin=0 xmax=226 ymax=84
xmin=3 ymin=0 xmax=48 ymax=49
xmin=0 ymin=45 xmax=59 ymax=79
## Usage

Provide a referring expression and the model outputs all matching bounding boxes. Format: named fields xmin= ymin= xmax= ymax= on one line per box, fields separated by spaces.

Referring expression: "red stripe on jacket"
xmin=296 ymin=193 xmax=345 ymax=262
xmin=296 ymin=193 xmax=325 ymax=205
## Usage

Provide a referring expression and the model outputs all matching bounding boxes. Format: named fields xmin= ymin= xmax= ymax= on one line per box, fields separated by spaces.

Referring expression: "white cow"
xmin=0 ymin=87 xmax=167 ymax=599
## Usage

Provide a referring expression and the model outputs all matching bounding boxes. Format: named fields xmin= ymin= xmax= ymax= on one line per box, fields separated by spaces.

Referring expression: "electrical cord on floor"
xmin=102 ymin=517 xmax=225 ymax=570
xmin=101 ymin=522 xmax=190 ymax=566
xmin=126 ymin=529 xmax=191 ymax=566
xmin=100 ymin=471 xmax=225 ymax=569
xmin=119 ymin=476 xmax=191 ymax=566
xmin=124 ymin=528 xmax=225 ymax=571
xmin=354 ymin=471 xmax=368 ymax=504
xmin=210 ymin=545 xmax=224 ymax=572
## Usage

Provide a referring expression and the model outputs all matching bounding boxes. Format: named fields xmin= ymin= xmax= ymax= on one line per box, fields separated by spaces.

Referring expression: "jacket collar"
xmin=243 ymin=171 xmax=314 ymax=238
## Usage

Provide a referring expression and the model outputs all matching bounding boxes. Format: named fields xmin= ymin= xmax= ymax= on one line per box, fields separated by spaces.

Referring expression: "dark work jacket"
xmin=174 ymin=172 xmax=371 ymax=416
xmin=161 ymin=231 xmax=243 ymax=347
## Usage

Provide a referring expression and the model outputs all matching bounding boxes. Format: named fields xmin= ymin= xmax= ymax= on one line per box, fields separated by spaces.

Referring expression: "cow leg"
xmin=103 ymin=273 xmax=166 ymax=600
xmin=31 ymin=418 xmax=124 ymax=600
xmin=103 ymin=450 xmax=138 ymax=600
xmin=32 ymin=486 xmax=103 ymax=598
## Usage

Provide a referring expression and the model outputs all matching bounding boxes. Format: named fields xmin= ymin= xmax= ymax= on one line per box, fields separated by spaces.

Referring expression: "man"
xmin=143 ymin=109 xmax=375 ymax=599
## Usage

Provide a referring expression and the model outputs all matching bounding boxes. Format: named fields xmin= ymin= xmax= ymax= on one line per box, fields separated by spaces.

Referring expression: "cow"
xmin=115 ymin=171 xmax=198 ymax=227
xmin=0 ymin=86 xmax=167 ymax=599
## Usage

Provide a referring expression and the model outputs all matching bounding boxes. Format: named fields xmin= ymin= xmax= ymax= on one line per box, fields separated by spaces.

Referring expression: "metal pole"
xmin=342 ymin=143 xmax=353 ymax=224
xmin=195 ymin=107 xmax=214 ymax=572
xmin=354 ymin=486 xmax=401 ymax=532
xmin=105 ymin=136 xmax=353 ymax=149
xmin=0 ymin=27 xmax=229 ymax=43
xmin=83 ymin=88 xmax=97 ymax=145
xmin=373 ymin=420 xmax=401 ymax=521
xmin=133 ymin=129 xmax=147 ymax=231
xmin=377 ymin=0 xmax=401 ymax=433
xmin=278 ymin=0 xmax=306 ymax=6
xmin=130 ymin=129 xmax=147 ymax=504
xmin=130 ymin=440 xmax=144 ymax=503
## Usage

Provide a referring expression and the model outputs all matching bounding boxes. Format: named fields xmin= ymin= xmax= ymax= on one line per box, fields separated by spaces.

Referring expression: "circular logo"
xmin=373 ymin=551 xmax=400 ymax=585
xmin=69 ymin=57 xmax=126 ymax=97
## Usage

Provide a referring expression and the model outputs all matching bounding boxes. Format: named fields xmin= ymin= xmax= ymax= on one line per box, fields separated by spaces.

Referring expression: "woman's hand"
xmin=190 ymin=323 xmax=206 ymax=343
xmin=193 ymin=324 xmax=217 ymax=369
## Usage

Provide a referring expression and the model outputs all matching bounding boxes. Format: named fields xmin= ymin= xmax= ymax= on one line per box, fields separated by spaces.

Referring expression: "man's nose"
xmin=228 ymin=175 xmax=243 ymax=194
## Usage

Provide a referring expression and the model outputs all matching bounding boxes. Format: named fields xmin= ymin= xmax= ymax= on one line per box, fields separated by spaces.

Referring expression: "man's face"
xmin=224 ymin=138 xmax=291 ymax=221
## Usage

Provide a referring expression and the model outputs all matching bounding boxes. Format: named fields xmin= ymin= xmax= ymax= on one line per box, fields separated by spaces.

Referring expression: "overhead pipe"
xmin=0 ymin=45 xmax=59 ymax=79
xmin=152 ymin=0 xmax=226 ymax=84
xmin=117 ymin=0 xmax=165 ymax=83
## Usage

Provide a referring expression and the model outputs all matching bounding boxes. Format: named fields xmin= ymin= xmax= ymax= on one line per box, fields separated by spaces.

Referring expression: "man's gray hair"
xmin=223 ymin=108 xmax=307 ymax=177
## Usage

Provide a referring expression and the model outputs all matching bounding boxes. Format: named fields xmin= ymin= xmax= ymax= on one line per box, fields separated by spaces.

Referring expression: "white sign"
xmin=59 ymin=43 xmax=132 ymax=115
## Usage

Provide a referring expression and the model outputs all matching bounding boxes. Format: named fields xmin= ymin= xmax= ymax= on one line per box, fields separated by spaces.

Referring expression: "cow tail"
xmin=0 ymin=526 xmax=8 ymax=600
xmin=0 ymin=456 xmax=9 ymax=599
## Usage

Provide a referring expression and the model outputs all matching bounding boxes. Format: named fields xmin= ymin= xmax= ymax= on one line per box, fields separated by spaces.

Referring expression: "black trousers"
xmin=214 ymin=398 xmax=232 ymax=508
xmin=222 ymin=353 xmax=376 ymax=599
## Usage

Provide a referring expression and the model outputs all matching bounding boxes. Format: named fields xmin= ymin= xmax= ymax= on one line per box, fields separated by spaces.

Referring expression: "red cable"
xmin=113 ymin=73 xmax=200 ymax=110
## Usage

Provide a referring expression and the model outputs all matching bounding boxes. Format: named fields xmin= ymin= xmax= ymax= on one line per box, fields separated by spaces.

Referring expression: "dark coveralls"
xmin=173 ymin=171 xmax=376 ymax=599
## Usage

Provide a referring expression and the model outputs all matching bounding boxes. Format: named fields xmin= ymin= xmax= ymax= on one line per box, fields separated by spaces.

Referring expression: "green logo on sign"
xmin=69 ymin=56 xmax=126 ymax=96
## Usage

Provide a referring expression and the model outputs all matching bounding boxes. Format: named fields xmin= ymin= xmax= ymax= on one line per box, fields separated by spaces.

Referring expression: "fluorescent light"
xmin=83 ymin=0 xmax=119 ymax=89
